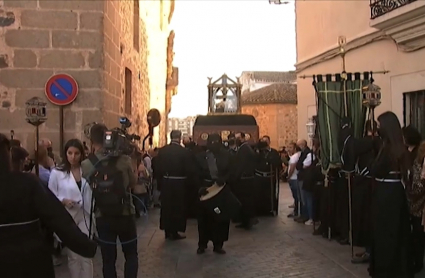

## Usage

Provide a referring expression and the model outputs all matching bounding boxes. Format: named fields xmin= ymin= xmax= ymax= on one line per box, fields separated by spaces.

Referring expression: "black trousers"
xmin=411 ymin=215 xmax=425 ymax=271
xmin=96 ymin=215 xmax=138 ymax=278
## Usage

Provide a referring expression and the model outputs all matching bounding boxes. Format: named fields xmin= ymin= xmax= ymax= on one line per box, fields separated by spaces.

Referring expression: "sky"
xmin=168 ymin=0 xmax=296 ymax=118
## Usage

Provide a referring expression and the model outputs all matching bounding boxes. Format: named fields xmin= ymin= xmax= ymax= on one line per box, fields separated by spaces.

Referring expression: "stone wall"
xmin=242 ymin=103 xmax=298 ymax=149
xmin=0 ymin=0 xmax=104 ymax=151
xmin=0 ymin=0 xmax=174 ymax=153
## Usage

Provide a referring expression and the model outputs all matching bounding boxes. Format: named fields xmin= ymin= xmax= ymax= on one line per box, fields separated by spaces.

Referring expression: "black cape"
xmin=0 ymin=172 xmax=97 ymax=278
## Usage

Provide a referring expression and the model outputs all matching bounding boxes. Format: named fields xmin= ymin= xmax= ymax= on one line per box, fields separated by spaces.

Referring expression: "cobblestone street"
xmin=55 ymin=184 xmax=371 ymax=278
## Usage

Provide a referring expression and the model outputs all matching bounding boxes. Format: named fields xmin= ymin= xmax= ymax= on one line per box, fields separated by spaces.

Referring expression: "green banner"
xmin=315 ymin=80 xmax=368 ymax=171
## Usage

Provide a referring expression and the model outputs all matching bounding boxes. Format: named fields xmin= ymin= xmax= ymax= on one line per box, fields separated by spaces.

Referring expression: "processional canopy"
xmin=207 ymin=74 xmax=242 ymax=114
xmin=362 ymin=83 xmax=382 ymax=108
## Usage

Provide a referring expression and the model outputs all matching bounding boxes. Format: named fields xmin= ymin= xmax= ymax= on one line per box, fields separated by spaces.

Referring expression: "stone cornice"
xmin=295 ymin=30 xmax=391 ymax=73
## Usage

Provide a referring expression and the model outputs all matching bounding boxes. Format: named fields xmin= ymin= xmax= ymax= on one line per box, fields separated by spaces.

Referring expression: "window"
xmin=133 ymin=0 xmax=140 ymax=51
xmin=403 ymin=90 xmax=425 ymax=138
xmin=125 ymin=68 xmax=132 ymax=115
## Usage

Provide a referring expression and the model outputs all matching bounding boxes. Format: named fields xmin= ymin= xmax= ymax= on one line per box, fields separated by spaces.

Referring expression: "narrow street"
xmin=55 ymin=184 xmax=370 ymax=278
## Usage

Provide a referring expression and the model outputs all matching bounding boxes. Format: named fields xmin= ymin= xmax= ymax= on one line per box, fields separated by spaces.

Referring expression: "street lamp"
xmin=25 ymin=97 xmax=47 ymax=177
xmin=306 ymin=117 xmax=316 ymax=139
xmin=269 ymin=0 xmax=289 ymax=4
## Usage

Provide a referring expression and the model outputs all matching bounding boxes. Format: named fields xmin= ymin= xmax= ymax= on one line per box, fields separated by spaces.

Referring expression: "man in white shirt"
xmin=286 ymin=142 xmax=301 ymax=218
xmin=300 ymin=149 xmax=316 ymax=226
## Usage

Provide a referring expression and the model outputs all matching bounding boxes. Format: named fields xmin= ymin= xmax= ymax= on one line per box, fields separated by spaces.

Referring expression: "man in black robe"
xmin=341 ymin=118 xmax=377 ymax=262
xmin=232 ymin=132 xmax=258 ymax=229
xmin=183 ymin=136 xmax=203 ymax=218
xmin=227 ymin=133 xmax=238 ymax=156
xmin=196 ymin=133 xmax=232 ymax=255
xmin=255 ymin=135 xmax=282 ymax=215
xmin=156 ymin=130 xmax=195 ymax=240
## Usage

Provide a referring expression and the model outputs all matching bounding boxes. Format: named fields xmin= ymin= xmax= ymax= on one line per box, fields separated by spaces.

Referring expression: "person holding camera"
xmin=81 ymin=123 xmax=139 ymax=278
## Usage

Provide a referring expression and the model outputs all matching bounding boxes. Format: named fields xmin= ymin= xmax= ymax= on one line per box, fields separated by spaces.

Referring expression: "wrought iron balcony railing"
xmin=370 ymin=0 xmax=417 ymax=19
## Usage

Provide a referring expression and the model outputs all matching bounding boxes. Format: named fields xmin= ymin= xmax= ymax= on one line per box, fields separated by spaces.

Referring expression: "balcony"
xmin=370 ymin=0 xmax=416 ymax=19
xmin=370 ymin=0 xmax=425 ymax=51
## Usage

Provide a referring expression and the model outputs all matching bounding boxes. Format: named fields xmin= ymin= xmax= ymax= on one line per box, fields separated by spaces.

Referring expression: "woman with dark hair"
xmin=368 ymin=112 xmax=413 ymax=278
xmin=0 ymin=134 xmax=97 ymax=278
xmin=48 ymin=139 xmax=94 ymax=278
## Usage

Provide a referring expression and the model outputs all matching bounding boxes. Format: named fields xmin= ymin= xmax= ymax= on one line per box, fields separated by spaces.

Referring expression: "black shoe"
xmin=197 ymin=248 xmax=205 ymax=254
xmin=169 ymin=233 xmax=186 ymax=240
xmin=351 ymin=253 xmax=370 ymax=264
xmin=213 ymin=248 xmax=226 ymax=254
xmin=287 ymin=213 xmax=298 ymax=218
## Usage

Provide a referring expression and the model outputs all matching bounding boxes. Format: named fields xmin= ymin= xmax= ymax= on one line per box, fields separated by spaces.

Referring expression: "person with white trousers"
xmin=48 ymin=139 xmax=94 ymax=278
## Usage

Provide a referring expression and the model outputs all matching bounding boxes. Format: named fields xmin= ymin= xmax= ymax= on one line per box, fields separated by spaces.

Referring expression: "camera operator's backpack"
xmin=88 ymin=154 xmax=126 ymax=216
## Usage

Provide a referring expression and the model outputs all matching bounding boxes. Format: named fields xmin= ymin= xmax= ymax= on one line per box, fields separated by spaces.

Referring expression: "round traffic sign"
xmin=45 ymin=74 xmax=79 ymax=106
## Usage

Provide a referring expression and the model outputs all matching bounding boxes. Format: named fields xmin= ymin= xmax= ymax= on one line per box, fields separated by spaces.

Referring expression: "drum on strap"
xmin=200 ymin=183 xmax=241 ymax=221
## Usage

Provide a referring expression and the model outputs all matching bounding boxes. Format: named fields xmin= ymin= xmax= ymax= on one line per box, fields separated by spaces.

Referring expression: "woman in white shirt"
xmin=48 ymin=139 xmax=93 ymax=278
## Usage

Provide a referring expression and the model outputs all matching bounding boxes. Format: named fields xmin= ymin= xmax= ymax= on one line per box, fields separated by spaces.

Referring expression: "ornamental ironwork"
xmin=370 ymin=0 xmax=417 ymax=19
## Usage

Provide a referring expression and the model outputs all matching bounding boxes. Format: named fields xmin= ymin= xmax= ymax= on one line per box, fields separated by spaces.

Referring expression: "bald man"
xmin=294 ymin=139 xmax=311 ymax=224
xmin=39 ymin=138 xmax=61 ymax=164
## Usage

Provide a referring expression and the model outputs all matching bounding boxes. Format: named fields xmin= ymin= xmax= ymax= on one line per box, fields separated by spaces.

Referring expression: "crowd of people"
xmin=284 ymin=111 xmax=425 ymax=278
xmin=0 ymin=123 xmax=283 ymax=278
xmin=2 ymin=110 xmax=424 ymax=278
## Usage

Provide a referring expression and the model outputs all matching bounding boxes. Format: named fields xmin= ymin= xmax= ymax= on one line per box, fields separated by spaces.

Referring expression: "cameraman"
xmin=81 ymin=123 xmax=138 ymax=278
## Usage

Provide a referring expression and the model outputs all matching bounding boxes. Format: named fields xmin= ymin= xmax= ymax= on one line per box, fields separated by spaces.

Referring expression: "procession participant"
xmin=343 ymin=112 xmax=412 ymax=277
xmin=345 ymin=120 xmax=377 ymax=264
xmin=403 ymin=125 xmax=425 ymax=274
xmin=196 ymin=133 xmax=232 ymax=255
xmin=232 ymin=132 xmax=258 ymax=229
xmin=183 ymin=136 xmax=201 ymax=219
xmin=255 ymin=135 xmax=282 ymax=215
xmin=156 ymin=130 xmax=196 ymax=240
xmin=227 ymin=133 xmax=238 ymax=156
xmin=0 ymin=133 xmax=97 ymax=278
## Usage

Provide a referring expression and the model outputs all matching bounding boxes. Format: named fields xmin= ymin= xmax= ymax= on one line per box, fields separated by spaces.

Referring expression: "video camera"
xmin=103 ymin=117 xmax=141 ymax=156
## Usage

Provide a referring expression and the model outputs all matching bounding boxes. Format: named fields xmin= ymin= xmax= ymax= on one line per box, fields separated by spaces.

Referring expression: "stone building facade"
xmin=0 ymin=0 xmax=176 ymax=152
xmin=241 ymin=82 xmax=297 ymax=150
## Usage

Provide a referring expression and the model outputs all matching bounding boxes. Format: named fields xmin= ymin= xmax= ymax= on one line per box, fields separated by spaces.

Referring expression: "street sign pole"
xmin=45 ymin=73 xmax=79 ymax=154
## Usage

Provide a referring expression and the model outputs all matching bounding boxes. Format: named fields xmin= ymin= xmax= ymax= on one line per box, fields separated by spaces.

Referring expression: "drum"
xmin=200 ymin=183 xmax=241 ymax=221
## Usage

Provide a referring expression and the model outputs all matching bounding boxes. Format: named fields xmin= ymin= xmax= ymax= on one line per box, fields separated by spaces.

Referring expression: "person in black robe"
xmin=341 ymin=119 xmax=378 ymax=263
xmin=255 ymin=136 xmax=282 ymax=215
xmin=231 ymin=132 xmax=258 ymax=229
xmin=183 ymin=136 xmax=203 ymax=219
xmin=156 ymin=130 xmax=196 ymax=240
xmin=0 ymin=134 xmax=97 ymax=278
xmin=227 ymin=133 xmax=238 ymax=156
xmin=195 ymin=133 xmax=232 ymax=255
xmin=343 ymin=113 xmax=413 ymax=277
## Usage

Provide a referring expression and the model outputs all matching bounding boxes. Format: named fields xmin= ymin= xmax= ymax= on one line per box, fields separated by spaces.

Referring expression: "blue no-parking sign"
xmin=45 ymin=74 xmax=79 ymax=106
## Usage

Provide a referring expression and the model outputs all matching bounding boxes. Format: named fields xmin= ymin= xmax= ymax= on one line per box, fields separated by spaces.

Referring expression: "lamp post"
xmin=25 ymin=97 xmax=47 ymax=177
xmin=306 ymin=117 xmax=316 ymax=146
